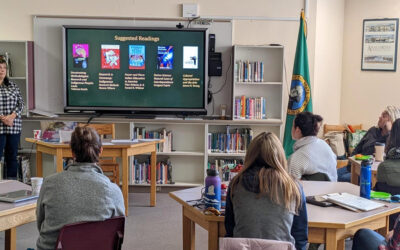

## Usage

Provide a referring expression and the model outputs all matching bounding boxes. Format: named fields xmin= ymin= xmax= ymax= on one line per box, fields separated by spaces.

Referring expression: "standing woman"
xmin=225 ymin=132 xmax=308 ymax=250
xmin=0 ymin=59 xmax=24 ymax=179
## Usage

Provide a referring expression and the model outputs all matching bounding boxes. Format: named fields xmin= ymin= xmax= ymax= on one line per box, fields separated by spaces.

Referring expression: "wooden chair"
xmin=55 ymin=216 xmax=125 ymax=250
xmin=323 ymin=123 xmax=363 ymax=169
xmin=78 ymin=123 xmax=119 ymax=185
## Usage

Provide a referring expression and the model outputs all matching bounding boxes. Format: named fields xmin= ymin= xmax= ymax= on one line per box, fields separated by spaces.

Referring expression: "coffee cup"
xmin=375 ymin=142 xmax=385 ymax=162
xmin=33 ymin=130 xmax=42 ymax=140
xmin=31 ymin=177 xmax=43 ymax=195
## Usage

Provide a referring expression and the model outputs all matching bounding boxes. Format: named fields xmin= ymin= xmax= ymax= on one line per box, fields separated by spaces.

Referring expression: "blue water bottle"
xmin=360 ymin=159 xmax=372 ymax=199
xmin=205 ymin=169 xmax=221 ymax=210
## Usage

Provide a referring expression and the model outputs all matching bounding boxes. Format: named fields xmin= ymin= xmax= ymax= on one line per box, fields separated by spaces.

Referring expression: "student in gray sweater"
xmin=288 ymin=112 xmax=337 ymax=181
xmin=225 ymin=132 xmax=308 ymax=250
xmin=36 ymin=126 xmax=125 ymax=250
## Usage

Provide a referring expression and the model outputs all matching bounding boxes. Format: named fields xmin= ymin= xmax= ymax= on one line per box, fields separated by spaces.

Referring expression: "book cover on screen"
xmin=157 ymin=46 xmax=174 ymax=70
xmin=72 ymin=44 xmax=89 ymax=69
xmin=129 ymin=45 xmax=146 ymax=70
xmin=183 ymin=46 xmax=198 ymax=69
xmin=101 ymin=44 xmax=120 ymax=69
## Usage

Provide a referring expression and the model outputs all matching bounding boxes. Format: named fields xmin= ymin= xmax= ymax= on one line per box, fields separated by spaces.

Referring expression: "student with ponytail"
xmin=36 ymin=126 xmax=125 ymax=250
xmin=224 ymin=132 xmax=308 ymax=250
xmin=288 ymin=112 xmax=337 ymax=181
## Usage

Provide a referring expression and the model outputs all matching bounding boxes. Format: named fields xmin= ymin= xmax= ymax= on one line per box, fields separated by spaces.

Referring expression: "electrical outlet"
xmin=194 ymin=19 xmax=213 ymax=25
xmin=156 ymin=186 xmax=161 ymax=192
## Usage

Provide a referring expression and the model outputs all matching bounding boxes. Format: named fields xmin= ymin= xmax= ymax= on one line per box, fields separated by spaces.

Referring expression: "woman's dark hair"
xmin=294 ymin=111 xmax=323 ymax=136
xmin=70 ymin=126 xmax=102 ymax=163
xmin=386 ymin=118 xmax=400 ymax=153
xmin=0 ymin=59 xmax=10 ymax=86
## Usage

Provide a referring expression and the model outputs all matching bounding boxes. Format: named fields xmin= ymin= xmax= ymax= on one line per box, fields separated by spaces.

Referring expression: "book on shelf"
xmin=235 ymin=60 xmax=264 ymax=83
xmin=133 ymin=127 xmax=172 ymax=152
xmin=234 ymin=96 xmax=267 ymax=120
xmin=208 ymin=127 xmax=253 ymax=153
xmin=131 ymin=158 xmax=174 ymax=185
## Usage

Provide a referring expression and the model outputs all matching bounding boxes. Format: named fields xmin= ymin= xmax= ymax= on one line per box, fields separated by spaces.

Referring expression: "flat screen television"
xmin=63 ymin=26 xmax=208 ymax=116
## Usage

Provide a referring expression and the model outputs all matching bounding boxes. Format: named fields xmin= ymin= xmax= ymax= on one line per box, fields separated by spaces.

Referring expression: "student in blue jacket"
xmin=224 ymin=132 xmax=308 ymax=250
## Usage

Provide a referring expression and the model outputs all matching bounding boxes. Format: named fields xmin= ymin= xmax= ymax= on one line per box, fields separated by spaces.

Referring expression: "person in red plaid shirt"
xmin=352 ymin=214 xmax=400 ymax=250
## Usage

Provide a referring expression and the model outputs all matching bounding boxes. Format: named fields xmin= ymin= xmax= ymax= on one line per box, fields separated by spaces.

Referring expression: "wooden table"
xmin=26 ymin=138 xmax=163 ymax=215
xmin=349 ymin=156 xmax=380 ymax=188
xmin=169 ymin=181 xmax=400 ymax=250
xmin=0 ymin=180 xmax=37 ymax=250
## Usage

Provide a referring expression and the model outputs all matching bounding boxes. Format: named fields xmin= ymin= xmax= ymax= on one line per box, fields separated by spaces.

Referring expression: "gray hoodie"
xmin=36 ymin=162 xmax=125 ymax=250
xmin=289 ymin=136 xmax=337 ymax=181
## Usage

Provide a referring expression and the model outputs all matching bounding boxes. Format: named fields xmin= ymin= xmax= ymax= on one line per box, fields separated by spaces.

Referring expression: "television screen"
xmin=63 ymin=26 xmax=207 ymax=115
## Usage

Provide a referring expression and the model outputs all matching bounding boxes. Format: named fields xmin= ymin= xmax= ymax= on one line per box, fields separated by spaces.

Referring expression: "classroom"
xmin=1 ymin=0 xmax=400 ymax=249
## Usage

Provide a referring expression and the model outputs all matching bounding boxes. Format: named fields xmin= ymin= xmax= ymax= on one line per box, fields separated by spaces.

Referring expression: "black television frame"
xmin=62 ymin=25 xmax=208 ymax=116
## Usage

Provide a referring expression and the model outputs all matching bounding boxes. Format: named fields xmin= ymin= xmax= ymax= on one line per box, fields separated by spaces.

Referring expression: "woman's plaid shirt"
xmin=0 ymin=81 xmax=24 ymax=134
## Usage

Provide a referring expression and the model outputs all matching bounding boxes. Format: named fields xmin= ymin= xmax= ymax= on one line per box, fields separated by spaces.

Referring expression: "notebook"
xmin=324 ymin=192 xmax=385 ymax=212
xmin=0 ymin=190 xmax=39 ymax=203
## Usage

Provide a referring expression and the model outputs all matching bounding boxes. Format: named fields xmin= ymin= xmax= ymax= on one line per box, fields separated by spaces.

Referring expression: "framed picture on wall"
xmin=361 ymin=18 xmax=399 ymax=71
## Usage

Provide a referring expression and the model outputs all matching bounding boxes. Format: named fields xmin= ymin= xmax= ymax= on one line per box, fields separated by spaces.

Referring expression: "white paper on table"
xmin=111 ymin=139 xmax=138 ymax=144
xmin=138 ymin=138 xmax=161 ymax=142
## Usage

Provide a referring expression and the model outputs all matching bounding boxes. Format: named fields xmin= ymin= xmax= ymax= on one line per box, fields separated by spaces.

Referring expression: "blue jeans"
xmin=337 ymin=165 xmax=351 ymax=182
xmin=352 ymin=229 xmax=386 ymax=250
xmin=0 ymin=134 xmax=20 ymax=178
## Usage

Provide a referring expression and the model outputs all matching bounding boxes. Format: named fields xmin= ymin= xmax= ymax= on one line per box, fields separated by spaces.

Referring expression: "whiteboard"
xmin=33 ymin=16 xmax=233 ymax=116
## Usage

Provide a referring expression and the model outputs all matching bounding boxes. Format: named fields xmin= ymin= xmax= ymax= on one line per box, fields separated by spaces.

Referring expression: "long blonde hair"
xmin=230 ymin=132 xmax=301 ymax=213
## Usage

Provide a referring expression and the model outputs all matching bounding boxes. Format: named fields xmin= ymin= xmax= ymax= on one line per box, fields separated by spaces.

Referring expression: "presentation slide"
xmin=64 ymin=27 xmax=206 ymax=111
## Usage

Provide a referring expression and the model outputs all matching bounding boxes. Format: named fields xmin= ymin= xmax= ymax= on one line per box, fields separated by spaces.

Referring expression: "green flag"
xmin=283 ymin=10 xmax=313 ymax=158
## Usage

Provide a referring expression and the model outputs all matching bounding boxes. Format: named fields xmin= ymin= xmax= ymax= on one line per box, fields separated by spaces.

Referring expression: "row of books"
xmin=234 ymin=96 xmax=267 ymax=120
xmin=133 ymin=127 xmax=173 ymax=152
xmin=208 ymin=127 xmax=253 ymax=153
xmin=131 ymin=159 xmax=173 ymax=185
xmin=208 ymin=159 xmax=244 ymax=182
xmin=234 ymin=60 xmax=265 ymax=83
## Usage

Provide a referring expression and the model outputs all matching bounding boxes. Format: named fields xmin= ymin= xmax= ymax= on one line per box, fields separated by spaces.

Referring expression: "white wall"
xmin=341 ymin=0 xmax=400 ymax=128
xmin=313 ymin=0 xmax=345 ymax=125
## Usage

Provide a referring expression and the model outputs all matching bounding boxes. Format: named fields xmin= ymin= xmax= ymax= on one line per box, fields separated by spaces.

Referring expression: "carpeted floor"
xmin=0 ymin=192 xmax=353 ymax=250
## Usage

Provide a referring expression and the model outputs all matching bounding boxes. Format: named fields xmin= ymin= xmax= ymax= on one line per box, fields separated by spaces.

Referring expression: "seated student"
xmin=338 ymin=106 xmax=400 ymax=182
xmin=377 ymin=118 xmax=400 ymax=189
xmin=376 ymin=118 xmax=400 ymax=230
xmin=352 ymin=214 xmax=400 ymax=250
xmin=225 ymin=132 xmax=308 ymax=250
xmin=36 ymin=126 xmax=125 ymax=250
xmin=288 ymin=112 xmax=337 ymax=181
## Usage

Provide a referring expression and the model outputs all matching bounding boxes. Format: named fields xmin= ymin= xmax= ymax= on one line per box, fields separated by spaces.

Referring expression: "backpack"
xmin=324 ymin=131 xmax=346 ymax=158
